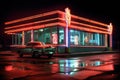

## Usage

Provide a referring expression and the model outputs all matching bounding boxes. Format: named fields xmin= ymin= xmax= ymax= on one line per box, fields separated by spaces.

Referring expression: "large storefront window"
xmin=43 ymin=28 xmax=51 ymax=44
xmin=25 ymin=31 xmax=31 ymax=44
xmin=12 ymin=32 xmax=22 ymax=45
xmin=51 ymin=27 xmax=58 ymax=44
xmin=70 ymin=29 xmax=80 ymax=45
xmin=34 ymin=30 xmax=38 ymax=41
xmin=17 ymin=32 xmax=22 ymax=45
xmin=38 ymin=27 xmax=58 ymax=44
xmin=59 ymin=27 xmax=65 ymax=44
xmin=12 ymin=34 xmax=16 ymax=45
xmin=70 ymin=29 xmax=105 ymax=46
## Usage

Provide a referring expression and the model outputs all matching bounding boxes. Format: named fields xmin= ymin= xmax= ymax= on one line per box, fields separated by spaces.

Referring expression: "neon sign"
xmin=108 ymin=23 xmax=113 ymax=34
xmin=65 ymin=7 xmax=71 ymax=26
xmin=52 ymin=33 xmax=58 ymax=44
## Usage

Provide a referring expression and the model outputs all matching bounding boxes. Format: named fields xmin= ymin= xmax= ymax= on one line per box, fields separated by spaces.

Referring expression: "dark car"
xmin=16 ymin=41 xmax=56 ymax=58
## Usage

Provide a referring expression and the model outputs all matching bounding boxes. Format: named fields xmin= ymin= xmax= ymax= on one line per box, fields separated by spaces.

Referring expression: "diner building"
xmin=5 ymin=8 xmax=113 ymax=54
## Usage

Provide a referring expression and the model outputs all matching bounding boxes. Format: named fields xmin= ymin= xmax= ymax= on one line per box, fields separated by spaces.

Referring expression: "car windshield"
xmin=27 ymin=42 xmax=45 ymax=46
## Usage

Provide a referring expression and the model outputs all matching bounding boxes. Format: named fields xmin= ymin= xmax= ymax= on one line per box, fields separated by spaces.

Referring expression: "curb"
xmin=53 ymin=51 xmax=120 ymax=57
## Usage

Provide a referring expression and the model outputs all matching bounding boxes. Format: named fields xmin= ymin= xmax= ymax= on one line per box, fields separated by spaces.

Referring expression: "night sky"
xmin=0 ymin=0 xmax=120 ymax=49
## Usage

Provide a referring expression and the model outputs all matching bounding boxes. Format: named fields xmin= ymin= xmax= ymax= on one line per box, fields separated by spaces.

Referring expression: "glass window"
xmin=70 ymin=29 xmax=75 ymax=45
xmin=74 ymin=30 xmax=80 ymax=45
xmin=70 ymin=29 xmax=80 ymax=45
xmin=34 ymin=30 xmax=38 ymax=41
xmin=59 ymin=27 xmax=65 ymax=44
xmin=100 ymin=34 xmax=105 ymax=46
xmin=69 ymin=29 xmax=106 ymax=46
xmin=12 ymin=34 xmax=15 ymax=45
xmin=12 ymin=33 xmax=22 ymax=45
xmin=51 ymin=27 xmax=58 ymax=44
xmin=17 ymin=32 xmax=22 ymax=45
xmin=38 ymin=27 xmax=58 ymax=44
xmin=25 ymin=31 xmax=31 ymax=44
xmin=44 ymin=28 xmax=51 ymax=44
xmin=38 ymin=29 xmax=44 ymax=42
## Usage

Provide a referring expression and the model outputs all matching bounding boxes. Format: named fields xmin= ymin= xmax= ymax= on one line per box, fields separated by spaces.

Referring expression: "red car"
xmin=15 ymin=41 xmax=56 ymax=58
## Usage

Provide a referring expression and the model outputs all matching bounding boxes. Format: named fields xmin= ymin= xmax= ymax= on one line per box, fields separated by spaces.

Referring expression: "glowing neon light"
xmin=71 ymin=21 xmax=108 ymax=31
xmin=5 ymin=18 xmax=59 ymax=30
xmin=71 ymin=15 xmax=108 ymax=27
xmin=57 ymin=10 xmax=108 ymax=27
xmin=65 ymin=8 xmax=71 ymax=26
xmin=5 ymin=18 xmax=108 ymax=33
xmin=52 ymin=33 xmax=58 ymax=44
xmin=5 ymin=65 xmax=13 ymax=71
xmin=65 ymin=7 xmax=71 ymax=47
xmin=5 ymin=22 xmax=109 ymax=34
xmin=5 ymin=10 xmax=60 ymax=25
xmin=108 ymin=23 xmax=113 ymax=34
xmin=31 ymin=30 xmax=34 ymax=42
xmin=5 ymin=22 xmax=59 ymax=33
xmin=108 ymin=23 xmax=113 ymax=48
xmin=58 ymin=23 xmax=109 ymax=34
xmin=5 ymin=10 xmax=108 ymax=28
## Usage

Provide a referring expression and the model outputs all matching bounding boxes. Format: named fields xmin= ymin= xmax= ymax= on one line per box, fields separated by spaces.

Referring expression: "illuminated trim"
xmin=71 ymin=15 xmax=108 ymax=27
xmin=105 ymin=34 xmax=108 ymax=47
xmin=5 ymin=10 xmax=109 ymax=35
xmin=71 ymin=21 xmax=108 ymax=31
xmin=5 ymin=10 xmax=60 ymax=25
xmin=108 ymin=23 xmax=113 ymax=34
xmin=65 ymin=7 xmax=71 ymax=47
xmin=5 ymin=17 xmax=108 ymax=33
xmin=5 ymin=18 xmax=59 ymax=30
xmin=5 ymin=10 xmax=108 ymax=27
xmin=58 ymin=23 xmax=109 ymax=34
xmin=57 ymin=11 xmax=108 ymax=27
xmin=5 ymin=22 xmax=59 ymax=33
xmin=65 ymin=7 xmax=71 ymax=26
xmin=5 ymin=22 xmax=109 ymax=34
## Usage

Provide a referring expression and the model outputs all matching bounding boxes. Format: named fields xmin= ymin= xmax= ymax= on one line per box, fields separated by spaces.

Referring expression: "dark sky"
xmin=0 ymin=0 xmax=120 ymax=48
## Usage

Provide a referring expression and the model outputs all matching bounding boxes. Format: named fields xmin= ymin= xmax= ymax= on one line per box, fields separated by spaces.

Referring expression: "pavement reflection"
xmin=0 ymin=51 xmax=120 ymax=80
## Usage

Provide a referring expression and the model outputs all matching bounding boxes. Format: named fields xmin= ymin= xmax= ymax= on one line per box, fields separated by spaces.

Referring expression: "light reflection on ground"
xmin=0 ymin=51 xmax=117 ymax=80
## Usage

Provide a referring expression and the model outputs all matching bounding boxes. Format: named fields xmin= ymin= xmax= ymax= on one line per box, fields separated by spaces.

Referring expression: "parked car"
xmin=16 ymin=41 xmax=56 ymax=58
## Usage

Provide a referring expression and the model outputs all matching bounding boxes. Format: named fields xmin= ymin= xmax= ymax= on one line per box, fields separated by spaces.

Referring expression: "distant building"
xmin=5 ymin=8 xmax=113 ymax=53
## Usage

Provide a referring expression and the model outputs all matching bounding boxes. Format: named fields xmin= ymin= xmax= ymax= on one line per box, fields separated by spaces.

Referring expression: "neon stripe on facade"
xmin=5 ymin=21 xmax=108 ymax=34
xmin=58 ymin=23 xmax=109 ymax=34
xmin=5 ymin=18 xmax=60 ymax=29
xmin=71 ymin=15 xmax=108 ymax=27
xmin=5 ymin=21 xmax=109 ymax=35
xmin=71 ymin=21 xmax=108 ymax=31
xmin=5 ymin=22 xmax=59 ymax=33
xmin=5 ymin=10 xmax=60 ymax=25
xmin=57 ymin=11 xmax=108 ymax=27
xmin=5 ymin=18 xmax=108 ymax=33
xmin=5 ymin=10 xmax=108 ymax=28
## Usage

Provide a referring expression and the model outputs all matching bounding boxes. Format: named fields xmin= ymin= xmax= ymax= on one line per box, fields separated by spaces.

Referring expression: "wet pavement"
xmin=0 ymin=51 xmax=120 ymax=80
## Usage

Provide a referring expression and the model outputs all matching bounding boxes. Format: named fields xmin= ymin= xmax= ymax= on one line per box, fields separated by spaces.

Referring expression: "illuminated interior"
xmin=4 ymin=8 xmax=112 ymax=53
